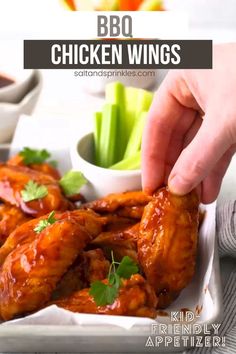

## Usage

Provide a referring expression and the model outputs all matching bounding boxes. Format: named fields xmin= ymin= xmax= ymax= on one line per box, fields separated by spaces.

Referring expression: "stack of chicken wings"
xmin=0 ymin=150 xmax=199 ymax=321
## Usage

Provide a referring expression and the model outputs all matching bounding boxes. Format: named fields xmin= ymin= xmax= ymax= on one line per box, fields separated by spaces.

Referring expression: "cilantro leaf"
xmin=59 ymin=170 xmax=87 ymax=196
xmin=89 ymin=254 xmax=139 ymax=307
xmin=21 ymin=180 xmax=48 ymax=202
xmin=34 ymin=211 xmax=57 ymax=234
xmin=48 ymin=160 xmax=58 ymax=168
xmin=109 ymin=272 xmax=121 ymax=290
xmin=19 ymin=147 xmax=51 ymax=165
xmin=89 ymin=281 xmax=118 ymax=306
xmin=116 ymin=256 xmax=139 ymax=279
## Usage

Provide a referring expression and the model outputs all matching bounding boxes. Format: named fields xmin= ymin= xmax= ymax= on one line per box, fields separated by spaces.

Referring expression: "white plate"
xmin=0 ymin=118 xmax=222 ymax=352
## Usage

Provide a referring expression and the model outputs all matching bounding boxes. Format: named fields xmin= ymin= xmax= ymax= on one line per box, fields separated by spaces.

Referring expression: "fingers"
xmin=141 ymin=71 xmax=198 ymax=194
xmin=201 ymin=146 xmax=236 ymax=203
xmin=168 ymin=117 xmax=232 ymax=196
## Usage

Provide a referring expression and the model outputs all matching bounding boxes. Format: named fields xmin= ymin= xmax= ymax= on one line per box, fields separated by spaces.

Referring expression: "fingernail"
xmin=168 ymin=175 xmax=189 ymax=195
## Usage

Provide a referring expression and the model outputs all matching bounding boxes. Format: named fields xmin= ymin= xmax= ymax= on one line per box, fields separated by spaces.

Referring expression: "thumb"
xmin=168 ymin=117 xmax=231 ymax=195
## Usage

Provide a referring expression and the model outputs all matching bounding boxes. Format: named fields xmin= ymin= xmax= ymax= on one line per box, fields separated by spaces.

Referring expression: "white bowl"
xmin=0 ymin=70 xmax=42 ymax=144
xmin=0 ymin=69 xmax=34 ymax=104
xmin=70 ymin=133 xmax=141 ymax=200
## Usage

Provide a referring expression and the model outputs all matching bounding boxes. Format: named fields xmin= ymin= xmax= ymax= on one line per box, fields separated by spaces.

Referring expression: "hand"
xmin=142 ymin=43 xmax=236 ymax=203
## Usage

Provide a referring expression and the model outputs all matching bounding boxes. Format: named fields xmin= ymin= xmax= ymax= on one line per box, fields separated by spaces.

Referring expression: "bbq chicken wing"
xmin=91 ymin=223 xmax=139 ymax=262
xmin=138 ymin=187 xmax=199 ymax=308
xmin=0 ymin=212 xmax=104 ymax=321
xmin=0 ymin=204 xmax=30 ymax=246
xmin=83 ymin=191 xmax=151 ymax=213
xmin=0 ymin=209 xmax=104 ymax=267
xmin=103 ymin=214 xmax=136 ymax=232
xmin=0 ymin=164 xmax=71 ymax=217
xmin=52 ymin=249 xmax=110 ymax=300
xmin=8 ymin=154 xmax=61 ymax=180
xmin=52 ymin=274 xmax=158 ymax=319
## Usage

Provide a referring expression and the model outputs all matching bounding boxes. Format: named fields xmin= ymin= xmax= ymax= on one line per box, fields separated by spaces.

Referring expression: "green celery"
xmin=99 ymin=104 xmax=118 ymax=168
xmin=124 ymin=111 xmax=147 ymax=159
xmin=125 ymin=87 xmax=139 ymax=137
xmin=93 ymin=112 xmax=102 ymax=165
xmin=109 ymin=151 xmax=141 ymax=170
xmin=136 ymin=89 xmax=153 ymax=114
xmin=105 ymin=82 xmax=127 ymax=160
xmin=124 ymin=87 xmax=153 ymax=143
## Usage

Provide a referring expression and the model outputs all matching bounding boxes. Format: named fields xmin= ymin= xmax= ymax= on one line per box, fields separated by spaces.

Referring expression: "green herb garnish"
xmin=59 ymin=170 xmax=87 ymax=196
xmin=34 ymin=211 xmax=57 ymax=234
xmin=19 ymin=147 xmax=51 ymax=165
xmin=21 ymin=180 xmax=48 ymax=202
xmin=48 ymin=160 xmax=58 ymax=168
xmin=89 ymin=252 xmax=139 ymax=306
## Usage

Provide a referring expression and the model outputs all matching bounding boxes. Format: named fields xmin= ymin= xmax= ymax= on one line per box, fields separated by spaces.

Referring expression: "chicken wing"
xmin=116 ymin=205 xmax=144 ymax=220
xmin=91 ymin=223 xmax=139 ymax=262
xmin=0 ymin=209 xmax=104 ymax=266
xmin=0 ymin=204 xmax=30 ymax=246
xmin=82 ymin=190 xmax=152 ymax=213
xmin=52 ymin=249 xmax=110 ymax=300
xmin=52 ymin=274 xmax=157 ymax=318
xmin=138 ymin=187 xmax=199 ymax=308
xmin=0 ymin=213 xmax=104 ymax=321
xmin=0 ymin=164 xmax=71 ymax=217
xmin=8 ymin=154 xmax=61 ymax=180
xmin=103 ymin=214 xmax=136 ymax=232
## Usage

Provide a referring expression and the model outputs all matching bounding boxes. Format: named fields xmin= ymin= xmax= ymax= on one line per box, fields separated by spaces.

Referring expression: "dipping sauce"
xmin=0 ymin=74 xmax=14 ymax=89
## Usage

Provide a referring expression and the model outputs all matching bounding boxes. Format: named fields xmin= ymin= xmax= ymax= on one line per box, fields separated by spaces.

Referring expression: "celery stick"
xmin=105 ymin=82 xmax=127 ymax=160
xmin=93 ymin=111 xmax=102 ymax=165
xmin=109 ymin=151 xmax=141 ymax=170
xmin=124 ymin=112 xmax=147 ymax=159
xmin=125 ymin=87 xmax=139 ymax=137
xmin=99 ymin=104 xmax=118 ymax=168
xmin=136 ymin=89 xmax=153 ymax=114
xmin=124 ymin=87 xmax=153 ymax=140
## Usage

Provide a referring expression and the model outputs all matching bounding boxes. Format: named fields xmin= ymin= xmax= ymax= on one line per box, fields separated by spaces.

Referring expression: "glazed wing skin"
xmin=52 ymin=249 xmax=110 ymax=300
xmin=138 ymin=187 xmax=199 ymax=308
xmin=0 ymin=164 xmax=70 ymax=217
xmin=91 ymin=223 xmax=139 ymax=262
xmin=0 ymin=216 xmax=101 ymax=321
xmin=53 ymin=274 xmax=158 ymax=318
xmin=83 ymin=191 xmax=152 ymax=213
xmin=0 ymin=204 xmax=30 ymax=246
xmin=8 ymin=154 xmax=61 ymax=180
xmin=0 ymin=209 xmax=104 ymax=266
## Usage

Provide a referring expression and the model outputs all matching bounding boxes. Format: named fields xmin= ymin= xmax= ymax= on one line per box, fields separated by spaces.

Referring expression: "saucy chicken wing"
xmin=103 ymin=214 xmax=136 ymax=232
xmin=83 ymin=191 xmax=151 ymax=213
xmin=53 ymin=274 xmax=157 ymax=318
xmin=52 ymin=249 xmax=110 ymax=300
xmin=0 ymin=204 xmax=30 ymax=246
xmin=8 ymin=154 xmax=61 ymax=180
xmin=138 ymin=187 xmax=199 ymax=308
xmin=0 ymin=213 xmax=104 ymax=321
xmin=0 ymin=164 xmax=70 ymax=217
xmin=0 ymin=209 xmax=104 ymax=266
xmin=91 ymin=223 xmax=139 ymax=262
xmin=116 ymin=205 xmax=145 ymax=220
